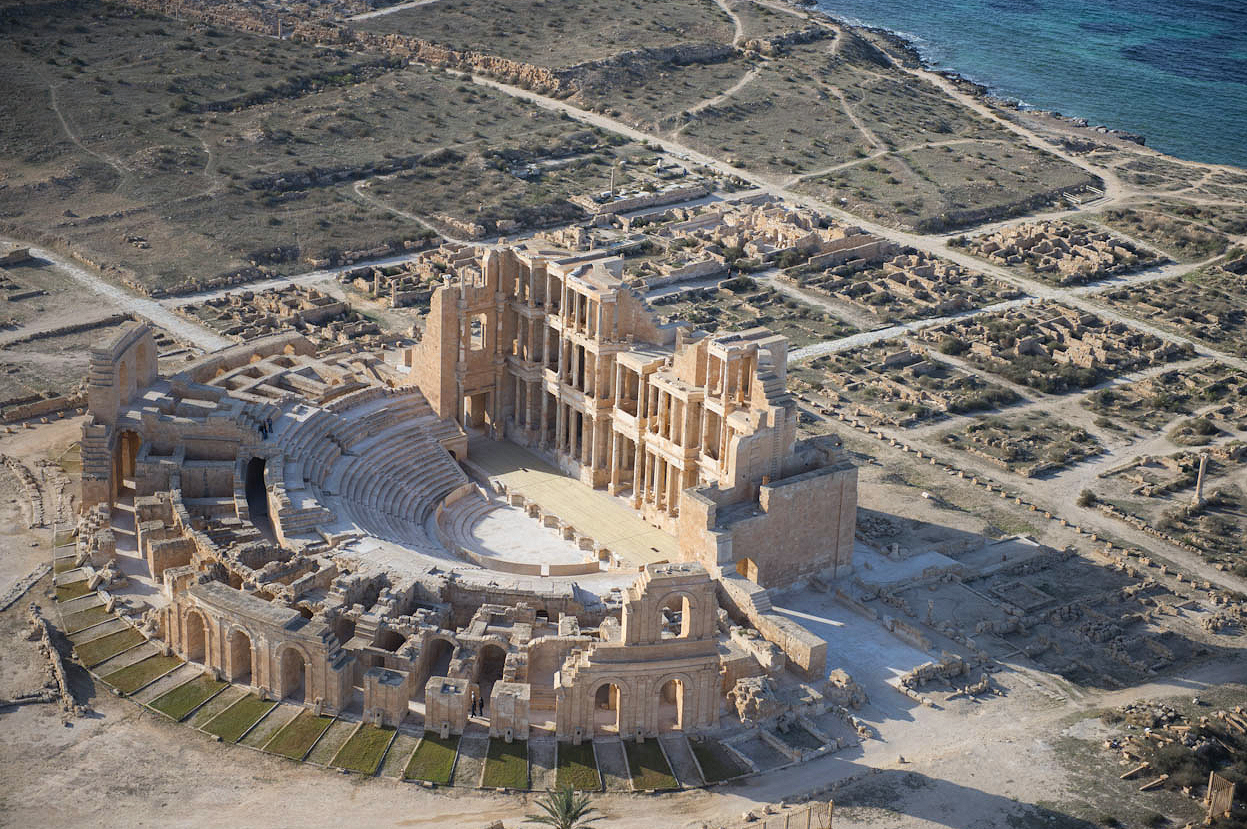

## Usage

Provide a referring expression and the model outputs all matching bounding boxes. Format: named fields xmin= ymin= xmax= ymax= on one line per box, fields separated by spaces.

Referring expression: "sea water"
xmin=814 ymin=0 xmax=1247 ymax=169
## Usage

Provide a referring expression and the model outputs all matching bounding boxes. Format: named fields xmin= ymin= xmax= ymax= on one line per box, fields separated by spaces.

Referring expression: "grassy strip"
xmin=624 ymin=739 xmax=678 ymax=791
xmin=101 ymin=655 xmax=182 ymax=695
xmin=404 ymin=734 xmax=459 ymax=785
xmin=265 ymin=711 xmax=335 ymax=760
xmin=202 ymin=694 xmax=275 ymax=743
xmin=52 ymin=557 xmax=78 ymax=574
xmin=481 ymin=739 xmax=528 ymax=790
xmin=555 ymin=741 xmax=601 ymax=791
xmin=74 ymin=628 xmax=145 ymax=667
xmin=151 ymin=674 xmax=226 ymax=721
xmin=333 ymin=724 xmax=394 ymax=775
xmin=61 ymin=605 xmax=111 ymax=634
xmin=55 ymin=581 xmax=92 ymax=602
xmin=690 ymin=738 xmax=747 ymax=783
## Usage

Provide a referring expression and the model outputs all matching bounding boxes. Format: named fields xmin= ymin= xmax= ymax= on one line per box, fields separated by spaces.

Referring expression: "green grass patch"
xmin=74 ymin=627 xmax=145 ymax=667
xmin=55 ymin=580 xmax=92 ymax=602
xmin=404 ymin=734 xmax=459 ymax=785
xmin=265 ymin=710 xmax=335 ymax=759
xmin=151 ymin=674 xmax=227 ymax=722
xmin=202 ymin=694 xmax=275 ymax=743
xmin=624 ymin=739 xmax=678 ymax=791
xmin=61 ymin=605 xmax=111 ymax=634
xmin=481 ymin=739 xmax=528 ymax=790
xmin=332 ymin=724 xmax=394 ymax=775
xmin=52 ymin=557 xmax=79 ymax=574
xmin=690 ymin=738 xmax=748 ymax=783
xmin=101 ymin=655 xmax=182 ymax=695
xmin=556 ymin=741 xmax=601 ymax=791
xmin=54 ymin=530 xmax=78 ymax=546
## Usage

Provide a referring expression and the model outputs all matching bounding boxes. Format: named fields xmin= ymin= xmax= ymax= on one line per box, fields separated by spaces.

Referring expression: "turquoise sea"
xmin=813 ymin=0 xmax=1247 ymax=169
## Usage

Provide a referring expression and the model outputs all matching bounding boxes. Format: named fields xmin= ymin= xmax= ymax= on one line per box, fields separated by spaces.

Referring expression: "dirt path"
xmin=0 ymin=239 xmax=231 ymax=351
xmin=712 ymin=0 xmax=745 ymax=46
xmin=347 ymin=0 xmax=445 ymax=21
xmin=350 ymin=178 xmax=467 ymax=244
xmin=45 ymin=82 xmax=133 ymax=193
xmin=679 ymin=65 xmax=762 ymax=122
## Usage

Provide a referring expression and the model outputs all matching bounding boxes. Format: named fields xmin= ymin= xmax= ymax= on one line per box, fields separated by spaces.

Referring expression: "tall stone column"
xmin=540 ymin=389 xmax=550 ymax=449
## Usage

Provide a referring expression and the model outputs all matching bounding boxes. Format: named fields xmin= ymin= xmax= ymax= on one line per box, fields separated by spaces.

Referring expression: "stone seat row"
xmin=436 ymin=491 xmax=504 ymax=558
xmin=329 ymin=393 xmax=437 ymax=451
xmin=325 ymin=421 xmax=467 ymax=547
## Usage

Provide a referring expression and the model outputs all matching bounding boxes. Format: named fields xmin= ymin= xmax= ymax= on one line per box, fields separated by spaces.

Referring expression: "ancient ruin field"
xmin=649 ymin=278 xmax=856 ymax=348
xmin=1101 ymin=259 xmax=1247 ymax=359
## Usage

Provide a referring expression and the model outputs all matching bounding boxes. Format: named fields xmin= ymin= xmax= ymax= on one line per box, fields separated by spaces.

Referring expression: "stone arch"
xmin=227 ymin=627 xmax=254 ymax=683
xmin=279 ymin=645 xmax=309 ymax=702
xmin=476 ymin=642 xmax=507 ymax=706
xmin=183 ymin=608 xmax=208 ymax=663
xmin=656 ymin=672 xmax=693 ymax=732
xmin=417 ymin=635 xmax=457 ymax=700
xmin=590 ymin=677 xmax=628 ymax=735
xmin=113 ymin=430 xmax=142 ymax=499
xmin=657 ymin=590 xmax=697 ymax=639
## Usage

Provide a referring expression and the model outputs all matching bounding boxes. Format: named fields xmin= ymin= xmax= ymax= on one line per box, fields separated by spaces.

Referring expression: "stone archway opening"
xmin=281 ymin=648 xmax=307 ymax=703
xmin=113 ymin=430 xmax=141 ymax=501
xmin=244 ymin=457 xmax=275 ymax=542
xmin=228 ymin=629 xmax=253 ymax=684
xmin=593 ymin=682 xmax=622 ymax=735
xmin=658 ymin=678 xmax=685 ymax=732
xmin=184 ymin=609 xmax=207 ymax=663
xmin=660 ymin=594 xmax=692 ymax=639
xmin=476 ymin=643 xmax=507 ymax=707
xmin=417 ymin=638 xmax=455 ymax=702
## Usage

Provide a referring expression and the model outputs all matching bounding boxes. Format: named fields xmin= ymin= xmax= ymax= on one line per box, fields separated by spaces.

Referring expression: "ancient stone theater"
xmin=76 ymin=243 xmax=858 ymax=742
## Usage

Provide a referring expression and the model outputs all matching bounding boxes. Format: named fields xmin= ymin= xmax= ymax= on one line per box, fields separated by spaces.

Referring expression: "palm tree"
xmin=524 ymin=786 xmax=602 ymax=829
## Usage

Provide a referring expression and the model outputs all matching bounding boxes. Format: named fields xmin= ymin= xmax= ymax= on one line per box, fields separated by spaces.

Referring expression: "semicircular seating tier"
xmin=268 ymin=391 xmax=468 ymax=551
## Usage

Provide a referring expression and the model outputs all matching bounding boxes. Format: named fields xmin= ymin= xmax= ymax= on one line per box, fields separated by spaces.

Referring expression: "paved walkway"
xmin=466 ymin=439 xmax=677 ymax=567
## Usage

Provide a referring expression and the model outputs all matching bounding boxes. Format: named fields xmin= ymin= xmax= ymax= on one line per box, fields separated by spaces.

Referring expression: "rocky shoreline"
xmin=809 ymin=6 xmax=1149 ymax=148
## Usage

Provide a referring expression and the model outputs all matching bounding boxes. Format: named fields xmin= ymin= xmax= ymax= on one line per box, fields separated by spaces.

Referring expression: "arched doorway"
xmin=476 ymin=644 xmax=507 ymax=709
xmin=184 ymin=609 xmax=208 ymax=663
xmin=113 ymin=431 xmax=141 ymax=500
xmin=227 ymin=629 xmax=253 ymax=684
xmin=244 ymin=457 xmax=276 ymax=541
xmin=660 ymin=594 xmax=692 ymax=639
xmin=245 ymin=458 xmax=267 ymax=516
xmin=658 ymin=678 xmax=685 ymax=731
xmin=593 ymin=682 xmax=622 ymax=735
xmin=417 ymin=638 xmax=455 ymax=701
xmin=280 ymin=648 xmax=307 ymax=702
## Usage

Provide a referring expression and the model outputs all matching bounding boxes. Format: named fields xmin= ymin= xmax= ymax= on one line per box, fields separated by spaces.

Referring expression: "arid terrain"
xmin=1 ymin=0 xmax=1246 ymax=826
